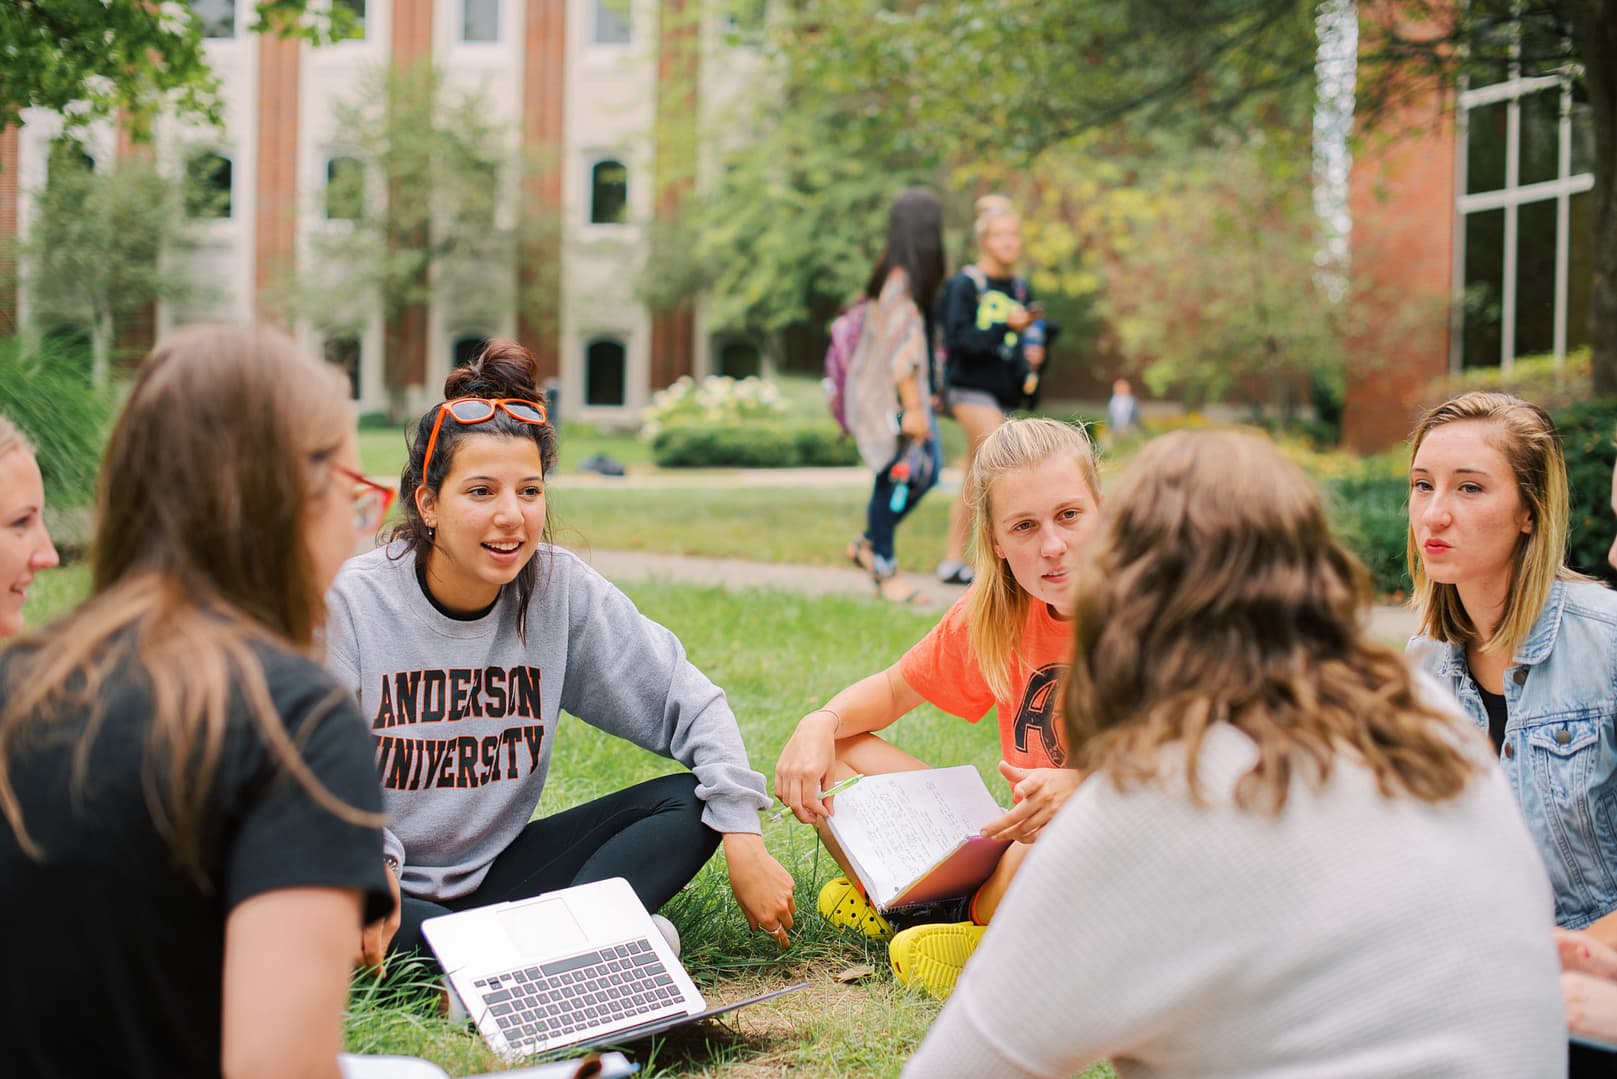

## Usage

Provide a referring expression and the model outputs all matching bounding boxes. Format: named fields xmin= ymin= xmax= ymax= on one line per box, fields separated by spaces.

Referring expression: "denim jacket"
xmin=1408 ymin=578 xmax=1617 ymax=929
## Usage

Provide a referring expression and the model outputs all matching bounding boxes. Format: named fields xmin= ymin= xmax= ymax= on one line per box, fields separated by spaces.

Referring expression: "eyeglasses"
xmin=332 ymin=463 xmax=397 ymax=538
xmin=421 ymin=397 xmax=549 ymax=482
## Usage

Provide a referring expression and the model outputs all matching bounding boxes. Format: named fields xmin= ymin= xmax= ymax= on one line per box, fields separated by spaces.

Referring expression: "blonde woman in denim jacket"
xmin=1406 ymin=391 xmax=1617 ymax=943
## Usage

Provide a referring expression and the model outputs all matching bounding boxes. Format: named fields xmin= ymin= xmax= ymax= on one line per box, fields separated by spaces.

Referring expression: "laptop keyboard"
xmin=471 ymin=936 xmax=686 ymax=1051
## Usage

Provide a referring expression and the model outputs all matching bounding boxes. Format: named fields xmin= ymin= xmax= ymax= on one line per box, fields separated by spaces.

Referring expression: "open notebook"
xmin=825 ymin=765 xmax=1011 ymax=911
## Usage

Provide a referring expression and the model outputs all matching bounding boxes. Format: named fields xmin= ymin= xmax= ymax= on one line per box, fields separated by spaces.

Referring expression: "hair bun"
xmin=442 ymin=338 xmax=542 ymax=401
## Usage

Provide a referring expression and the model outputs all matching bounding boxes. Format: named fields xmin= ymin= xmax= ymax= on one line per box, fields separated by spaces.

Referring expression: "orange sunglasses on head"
xmin=421 ymin=397 xmax=549 ymax=481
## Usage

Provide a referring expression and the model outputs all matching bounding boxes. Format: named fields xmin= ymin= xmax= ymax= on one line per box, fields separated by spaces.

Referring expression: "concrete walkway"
xmin=573 ymin=546 xmax=1423 ymax=644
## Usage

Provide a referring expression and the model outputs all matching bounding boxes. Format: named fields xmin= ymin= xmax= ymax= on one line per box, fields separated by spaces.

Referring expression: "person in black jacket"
xmin=935 ymin=195 xmax=1042 ymax=587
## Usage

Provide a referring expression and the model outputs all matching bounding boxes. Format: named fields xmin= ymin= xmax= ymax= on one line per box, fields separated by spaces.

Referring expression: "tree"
xmin=741 ymin=0 xmax=1617 ymax=394
xmin=13 ymin=147 xmax=206 ymax=384
xmin=0 ymin=0 xmax=352 ymax=136
xmin=285 ymin=62 xmax=558 ymax=418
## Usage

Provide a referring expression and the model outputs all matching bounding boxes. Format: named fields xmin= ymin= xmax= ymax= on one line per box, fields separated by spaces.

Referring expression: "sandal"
xmin=818 ymin=876 xmax=894 ymax=941
xmin=845 ymin=536 xmax=874 ymax=574
xmin=875 ymin=574 xmax=930 ymax=607
xmin=889 ymin=922 xmax=986 ymax=999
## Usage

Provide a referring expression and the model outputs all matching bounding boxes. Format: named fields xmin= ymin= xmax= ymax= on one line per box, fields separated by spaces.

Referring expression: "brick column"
xmin=387 ymin=0 xmax=435 ymax=398
xmin=1344 ymin=95 xmax=1455 ymax=452
xmin=0 ymin=125 xmax=18 ymax=333
xmin=518 ymin=0 xmax=566 ymax=381
xmin=255 ymin=32 xmax=301 ymax=325
xmin=649 ymin=0 xmax=699 ymax=389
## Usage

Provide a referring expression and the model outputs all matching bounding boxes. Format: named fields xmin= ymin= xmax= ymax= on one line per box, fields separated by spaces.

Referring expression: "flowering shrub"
xmin=638 ymin=375 xmax=786 ymax=441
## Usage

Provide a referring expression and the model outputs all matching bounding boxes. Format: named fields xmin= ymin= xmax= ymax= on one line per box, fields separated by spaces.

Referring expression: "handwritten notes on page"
xmin=826 ymin=765 xmax=1009 ymax=910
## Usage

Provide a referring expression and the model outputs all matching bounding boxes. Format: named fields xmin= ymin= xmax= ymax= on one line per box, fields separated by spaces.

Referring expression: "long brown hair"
xmin=390 ymin=338 xmax=557 ymax=640
xmin=1066 ymin=429 xmax=1477 ymax=812
xmin=965 ymin=417 xmax=1101 ymax=700
xmin=1407 ymin=391 xmax=1573 ymax=655
xmin=0 ymin=324 xmax=380 ymax=880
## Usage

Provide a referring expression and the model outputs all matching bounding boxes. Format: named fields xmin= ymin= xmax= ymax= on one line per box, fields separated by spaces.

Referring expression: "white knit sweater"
xmin=903 ymin=723 xmax=1566 ymax=1078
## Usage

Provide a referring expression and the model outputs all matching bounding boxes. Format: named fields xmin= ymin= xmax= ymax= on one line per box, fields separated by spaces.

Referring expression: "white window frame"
xmin=1451 ymin=61 xmax=1592 ymax=370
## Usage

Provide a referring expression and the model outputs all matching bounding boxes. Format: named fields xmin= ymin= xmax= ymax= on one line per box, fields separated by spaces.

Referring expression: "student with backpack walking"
xmin=839 ymin=187 xmax=947 ymax=605
xmin=935 ymin=196 xmax=1041 ymax=587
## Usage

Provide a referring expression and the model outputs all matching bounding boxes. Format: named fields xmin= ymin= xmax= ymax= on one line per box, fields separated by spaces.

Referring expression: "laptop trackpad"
xmin=497 ymin=897 xmax=589 ymax=959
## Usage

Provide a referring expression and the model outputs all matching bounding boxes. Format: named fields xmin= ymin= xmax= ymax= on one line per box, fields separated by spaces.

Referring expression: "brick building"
xmin=1345 ymin=57 xmax=1595 ymax=450
xmin=1 ymin=0 xmax=768 ymax=424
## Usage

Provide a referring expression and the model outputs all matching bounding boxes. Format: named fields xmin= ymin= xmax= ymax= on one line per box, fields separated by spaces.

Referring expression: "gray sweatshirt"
xmin=324 ymin=543 xmax=770 ymax=901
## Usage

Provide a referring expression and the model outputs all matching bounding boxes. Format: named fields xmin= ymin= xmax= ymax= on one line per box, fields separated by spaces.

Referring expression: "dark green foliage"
xmin=1552 ymin=397 xmax=1617 ymax=586
xmin=1323 ymin=470 xmax=1412 ymax=599
xmin=650 ymin=422 xmax=859 ymax=469
xmin=0 ymin=335 xmax=116 ymax=507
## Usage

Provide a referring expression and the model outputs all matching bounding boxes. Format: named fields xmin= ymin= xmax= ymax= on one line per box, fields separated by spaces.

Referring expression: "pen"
xmin=768 ymin=773 xmax=863 ymax=822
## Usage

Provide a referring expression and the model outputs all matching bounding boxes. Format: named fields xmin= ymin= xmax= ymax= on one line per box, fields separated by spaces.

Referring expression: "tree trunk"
xmin=1572 ymin=2 xmax=1617 ymax=396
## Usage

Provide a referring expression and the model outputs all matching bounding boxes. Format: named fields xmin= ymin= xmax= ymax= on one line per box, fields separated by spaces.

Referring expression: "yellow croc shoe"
xmin=817 ymin=876 xmax=894 ymax=941
xmin=888 ymin=922 xmax=986 ymax=999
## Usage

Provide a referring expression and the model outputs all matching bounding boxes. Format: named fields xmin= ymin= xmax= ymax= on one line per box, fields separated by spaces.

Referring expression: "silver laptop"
xmin=422 ymin=877 xmax=806 ymax=1062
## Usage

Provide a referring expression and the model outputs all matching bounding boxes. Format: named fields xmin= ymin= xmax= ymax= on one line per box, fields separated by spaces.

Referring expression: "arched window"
xmin=452 ymin=334 xmax=490 ymax=369
xmin=589 ymin=159 xmax=628 ymax=225
xmin=585 ymin=339 xmax=627 ymax=407
xmin=593 ymin=0 xmax=631 ymax=45
xmin=325 ymin=156 xmax=364 ymax=220
xmin=716 ymin=339 xmax=761 ymax=379
xmin=324 ymin=336 xmax=362 ymax=399
xmin=185 ymin=151 xmax=232 ymax=219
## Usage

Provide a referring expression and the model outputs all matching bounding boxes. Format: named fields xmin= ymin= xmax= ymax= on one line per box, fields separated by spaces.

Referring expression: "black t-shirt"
xmin=0 ymin=634 xmax=389 ymax=1078
xmin=937 ymin=269 xmax=1034 ymax=409
xmin=1474 ymin=678 xmax=1509 ymax=754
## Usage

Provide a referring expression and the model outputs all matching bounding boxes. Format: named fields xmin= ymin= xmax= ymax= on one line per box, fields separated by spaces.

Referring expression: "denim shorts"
xmin=945 ymin=386 xmax=1004 ymax=415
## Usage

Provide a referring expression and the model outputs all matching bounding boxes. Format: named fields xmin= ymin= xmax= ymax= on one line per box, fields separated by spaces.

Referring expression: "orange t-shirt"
xmin=898 ymin=591 xmax=1072 ymax=771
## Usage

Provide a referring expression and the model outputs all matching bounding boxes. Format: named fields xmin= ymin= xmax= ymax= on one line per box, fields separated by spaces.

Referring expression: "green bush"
xmin=651 ymin=421 xmax=859 ymax=468
xmin=1424 ymin=348 xmax=1591 ymax=414
xmin=1552 ymin=396 xmax=1617 ymax=587
xmin=0 ymin=335 xmax=116 ymax=508
xmin=1323 ymin=469 xmax=1412 ymax=599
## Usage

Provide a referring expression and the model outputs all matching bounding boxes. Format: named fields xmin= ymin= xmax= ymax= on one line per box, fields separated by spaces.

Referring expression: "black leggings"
xmin=390 ymin=773 xmax=720 ymax=969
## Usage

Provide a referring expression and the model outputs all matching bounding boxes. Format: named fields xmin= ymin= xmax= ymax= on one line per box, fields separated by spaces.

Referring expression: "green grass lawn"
xmin=20 ymin=570 xmax=1114 ymax=1077
xmin=550 ymin=484 xmax=957 ymax=573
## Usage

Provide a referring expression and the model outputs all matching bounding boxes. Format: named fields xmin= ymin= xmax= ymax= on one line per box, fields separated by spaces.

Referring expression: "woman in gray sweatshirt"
xmin=325 ymin=339 xmax=796 ymax=970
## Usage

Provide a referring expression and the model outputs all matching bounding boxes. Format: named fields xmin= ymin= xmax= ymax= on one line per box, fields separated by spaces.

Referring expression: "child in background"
xmin=777 ymin=417 xmax=1098 ymax=997
xmin=1104 ymin=378 xmax=1141 ymax=445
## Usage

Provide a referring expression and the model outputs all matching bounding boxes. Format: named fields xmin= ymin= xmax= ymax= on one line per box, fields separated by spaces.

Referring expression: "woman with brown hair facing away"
xmin=0 ymin=326 xmax=393 ymax=1078
xmin=905 ymin=429 xmax=1563 ymax=1078
xmin=0 ymin=413 xmax=59 ymax=637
